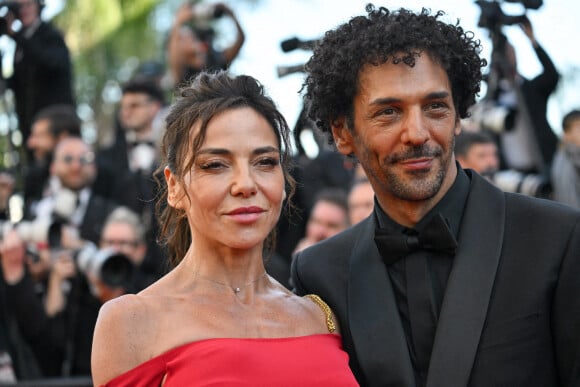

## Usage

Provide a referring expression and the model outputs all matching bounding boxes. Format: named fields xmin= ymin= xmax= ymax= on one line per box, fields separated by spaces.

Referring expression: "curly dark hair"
xmin=155 ymin=70 xmax=295 ymax=267
xmin=303 ymin=4 xmax=487 ymax=138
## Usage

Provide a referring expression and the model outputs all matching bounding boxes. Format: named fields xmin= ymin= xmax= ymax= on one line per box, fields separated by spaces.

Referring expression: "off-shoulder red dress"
xmin=101 ymin=334 xmax=358 ymax=386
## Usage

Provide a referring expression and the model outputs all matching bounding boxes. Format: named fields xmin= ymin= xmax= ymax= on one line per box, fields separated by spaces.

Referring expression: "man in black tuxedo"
xmin=1 ymin=0 xmax=75 ymax=162
xmin=34 ymin=136 xmax=119 ymax=246
xmin=26 ymin=136 xmax=119 ymax=376
xmin=291 ymin=5 xmax=580 ymax=387
xmin=97 ymin=79 xmax=168 ymax=279
xmin=22 ymin=104 xmax=82 ymax=218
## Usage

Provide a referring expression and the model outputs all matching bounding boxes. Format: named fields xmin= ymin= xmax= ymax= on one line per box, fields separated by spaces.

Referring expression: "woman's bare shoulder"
xmin=92 ymin=294 xmax=158 ymax=385
xmin=266 ymin=283 xmax=341 ymax=336
xmin=284 ymin=292 xmax=342 ymax=336
xmin=97 ymin=293 xmax=152 ymax=333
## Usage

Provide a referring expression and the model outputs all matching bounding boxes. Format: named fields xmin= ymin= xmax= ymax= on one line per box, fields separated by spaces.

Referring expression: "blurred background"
xmin=0 ymin=3 xmax=578 ymax=384
xmin=0 ymin=0 xmax=579 ymax=165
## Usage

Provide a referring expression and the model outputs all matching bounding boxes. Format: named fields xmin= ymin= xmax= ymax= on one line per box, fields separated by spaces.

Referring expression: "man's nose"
xmin=401 ymin=109 xmax=429 ymax=145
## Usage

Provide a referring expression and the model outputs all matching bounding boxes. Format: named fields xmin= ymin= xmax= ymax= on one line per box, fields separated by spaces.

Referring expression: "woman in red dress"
xmin=91 ymin=71 xmax=359 ymax=386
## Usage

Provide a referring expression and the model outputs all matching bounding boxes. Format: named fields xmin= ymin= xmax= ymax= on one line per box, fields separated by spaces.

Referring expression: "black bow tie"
xmin=128 ymin=140 xmax=156 ymax=148
xmin=374 ymin=213 xmax=458 ymax=264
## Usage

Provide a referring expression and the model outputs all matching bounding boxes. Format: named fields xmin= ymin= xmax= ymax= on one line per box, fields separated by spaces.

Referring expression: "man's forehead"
xmin=123 ymin=92 xmax=151 ymax=100
xmin=32 ymin=118 xmax=51 ymax=131
xmin=0 ymin=173 xmax=14 ymax=184
xmin=55 ymin=140 xmax=90 ymax=156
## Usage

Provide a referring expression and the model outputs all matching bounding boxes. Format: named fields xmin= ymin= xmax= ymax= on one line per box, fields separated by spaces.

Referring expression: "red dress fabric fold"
xmin=102 ymin=334 xmax=358 ymax=386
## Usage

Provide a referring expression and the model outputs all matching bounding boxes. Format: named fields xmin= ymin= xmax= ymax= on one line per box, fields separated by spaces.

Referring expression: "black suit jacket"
xmin=7 ymin=21 xmax=74 ymax=143
xmin=65 ymin=193 xmax=118 ymax=375
xmin=292 ymin=170 xmax=580 ymax=387
xmin=78 ymin=192 xmax=120 ymax=245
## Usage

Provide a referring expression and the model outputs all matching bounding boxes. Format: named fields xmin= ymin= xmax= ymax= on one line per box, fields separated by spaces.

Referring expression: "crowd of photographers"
xmin=0 ymin=81 xmax=169 ymax=384
xmin=0 ymin=0 xmax=579 ymax=385
xmin=0 ymin=0 xmax=249 ymax=383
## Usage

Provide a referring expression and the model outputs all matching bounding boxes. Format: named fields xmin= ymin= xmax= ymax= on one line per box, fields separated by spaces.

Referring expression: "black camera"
xmin=49 ymin=241 xmax=134 ymax=289
xmin=75 ymin=245 xmax=134 ymax=288
xmin=475 ymin=0 xmax=542 ymax=32
xmin=488 ymin=169 xmax=552 ymax=198
xmin=46 ymin=222 xmax=134 ymax=288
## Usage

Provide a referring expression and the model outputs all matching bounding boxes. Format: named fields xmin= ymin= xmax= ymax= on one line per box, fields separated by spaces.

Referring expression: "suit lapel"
xmin=427 ymin=172 xmax=505 ymax=387
xmin=348 ymin=217 xmax=416 ymax=386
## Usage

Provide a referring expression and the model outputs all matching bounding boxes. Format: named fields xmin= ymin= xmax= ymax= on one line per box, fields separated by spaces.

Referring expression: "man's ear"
xmin=454 ymin=116 xmax=462 ymax=136
xmin=165 ymin=166 xmax=184 ymax=210
xmin=331 ymin=117 xmax=355 ymax=156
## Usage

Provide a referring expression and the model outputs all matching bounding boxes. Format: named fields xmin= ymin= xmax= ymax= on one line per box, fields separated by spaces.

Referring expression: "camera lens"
xmin=99 ymin=253 xmax=134 ymax=287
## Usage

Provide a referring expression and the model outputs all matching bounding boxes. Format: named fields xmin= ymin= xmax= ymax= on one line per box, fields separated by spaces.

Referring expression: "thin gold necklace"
xmin=195 ymin=271 xmax=268 ymax=294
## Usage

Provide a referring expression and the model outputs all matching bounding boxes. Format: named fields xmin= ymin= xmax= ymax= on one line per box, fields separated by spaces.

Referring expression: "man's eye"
xmin=380 ymin=108 xmax=396 ymax=115
xmin=428 ymin=102 xmax=446 ymax=110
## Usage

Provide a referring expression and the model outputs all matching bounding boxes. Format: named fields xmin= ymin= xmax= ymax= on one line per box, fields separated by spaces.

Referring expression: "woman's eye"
xmin=199 ymin=161 xmax=225 ymax=170
xmin=257 ymin=157 xmax=279 ymax=167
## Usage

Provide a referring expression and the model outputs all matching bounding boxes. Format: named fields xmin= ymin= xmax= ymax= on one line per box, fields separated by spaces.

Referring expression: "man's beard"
xmin=361 ymin=136 xmax=454 ymax=203
xmin=383 ymin=144 xmax=447 ymax=201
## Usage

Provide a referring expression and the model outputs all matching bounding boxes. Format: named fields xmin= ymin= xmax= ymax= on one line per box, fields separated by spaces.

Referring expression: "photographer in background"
xmin=292 ymin=188 xmax=350 ymax=256
xmin=98 ymin=80 xmax=168 ymax=280
xmin=455 ymin=130 xmax=500 ymax=179
xmin=551 ymin=109 xmax=580 ymax=209
xmin=17 ymin=136 xmax=119 ymax=310
xmin=31 ymin=137 xmax=119 ymax=244
xmin=40 ymin=208 xmax=138 ymax=377
xmin=0 ymin=0 xmax=75 ymax=164
xmin=471 ymin=13 xmax=559 ymax=180
xmin=455 ymin=130 xmax=552 ymax=198
xmin=1 ymin=228 xmax=50 ymax=381
xmin=0 ymin=169 xmax=17 ymax=221
xmin=23 ymin=104 xmax=82 ymax=219
xmin=96 ymin=206 xmax=161 ymax=299
xmin=1 ymin=211 xmax=135 ymax=379
xmin=0 ymin=137 xmax=124 ymax=378
xmin=166 ymin=1 xmax=245 ymax=86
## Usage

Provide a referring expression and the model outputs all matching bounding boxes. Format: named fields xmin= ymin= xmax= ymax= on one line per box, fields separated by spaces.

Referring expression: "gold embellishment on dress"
xmin=305 ymin=294 xmax=336 ymax=333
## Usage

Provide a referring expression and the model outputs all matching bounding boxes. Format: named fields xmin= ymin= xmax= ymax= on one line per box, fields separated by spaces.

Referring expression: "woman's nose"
xmin=230 ymin=166 xmax=257 ymax=197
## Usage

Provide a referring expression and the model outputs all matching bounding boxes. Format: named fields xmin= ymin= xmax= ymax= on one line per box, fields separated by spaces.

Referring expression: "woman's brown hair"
xmin=155 ymin=70 xmax=295 ymax=267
